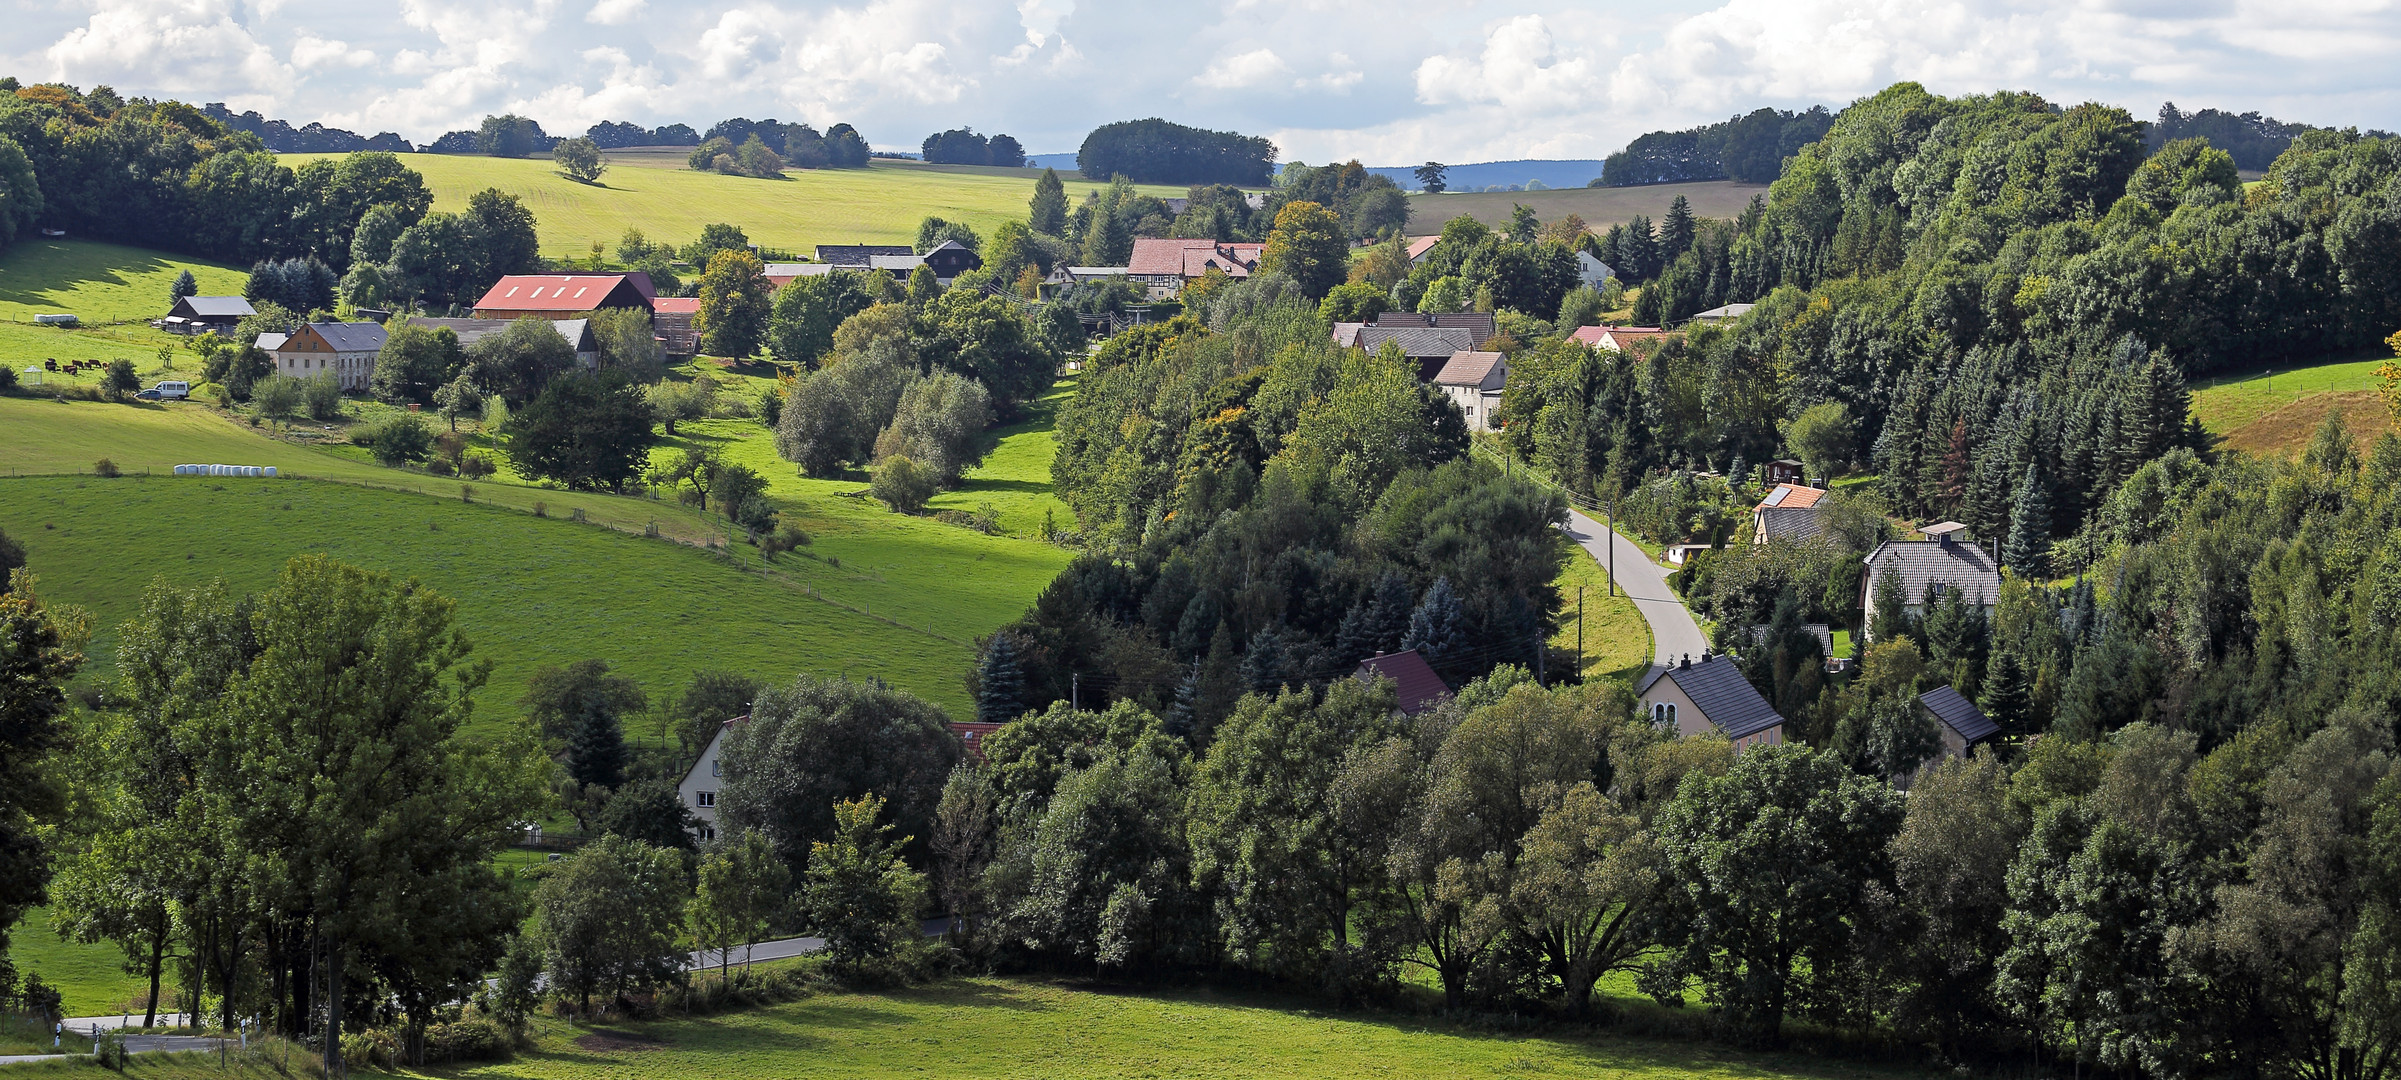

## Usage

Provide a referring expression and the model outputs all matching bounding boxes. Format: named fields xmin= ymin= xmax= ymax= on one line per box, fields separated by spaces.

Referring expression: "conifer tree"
xmin=566 ymin=698 xmax=627 ymax=790
xmin=1660 ymin=196 xmax=1696 ymax=264
xmin=1239 ymin=628 xmax=1288 ymax=694
xmin=169 ymin=269 xmax=197 ymax=304
xmin=975 ymin=633 xmax=1025 ymax=724
xmin=1981 ymin=646 xmax=2033 ymax=739
xmin=2003 ymin=463 xmax=2053 ymax=576
xmin=1402 ymin=577 xmax=1466 ymax=674
xmin=1029 ymin=168 xmax=1068 ymax=236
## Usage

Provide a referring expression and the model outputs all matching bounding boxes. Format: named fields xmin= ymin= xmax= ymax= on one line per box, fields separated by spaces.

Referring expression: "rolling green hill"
xmin=2189 ymin=352 xmax=2393 ymax=457
xmin=278 ymin=154 xmax=1190 ymax=260
xmin=0 ymin=239 xmax=250 ymax=326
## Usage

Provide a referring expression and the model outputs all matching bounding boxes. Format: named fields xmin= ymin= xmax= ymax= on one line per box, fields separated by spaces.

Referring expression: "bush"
xmin=93 ymin=458 xmax=120 ymax=478
xmin=366 ymin=413 xmax=435 ymax=466
xmin=760 ymin=521 xmax=812 ymax=557
xmin=253 ymin=374 xmax=305 ymax=419
xmin=94 ymin=1031 xmax=128 ymax=1071
xmin=422 ymin=1018 xmax=512 ymax=1063
xmin=460 ymin=453 xmax=497 ymax=479
xmin=0 ymin=365 xmax=17 ymax=393
xmin=340 ymin=1029 xmax=397 ymax=1071
xmin=870 ymin=455 xmax=935 ymax=513
xmin=304 ymin=376 xmax=344 ymax=421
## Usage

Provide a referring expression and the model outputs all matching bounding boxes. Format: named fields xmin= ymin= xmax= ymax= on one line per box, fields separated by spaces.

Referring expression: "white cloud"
xmin=43 ymin=0 xmax=290 ymax=96
xmin=587 ymin=0 xmax=645 ymax=26
xmin=1416 ymin=15 xmax=1600 ymax=112
xmin=1195 ymin=48 xmax=1290 ymax=90
xmin=291 ymin=34 xmax=374 ymax=70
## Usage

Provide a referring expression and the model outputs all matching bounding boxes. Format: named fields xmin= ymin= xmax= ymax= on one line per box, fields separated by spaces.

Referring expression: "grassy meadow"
xmin=1551 ymin=533 xmax=1652 ymax=685
xmin=2189 ymin=352 xmax=2394 ymax=457
xmin=0 ymin=240 xmax=249 ymax=326
xmin=0 ymin=977 xmax=1941 ymax=1080
xmin=279 ymin=154 xmax=1190 ymax=261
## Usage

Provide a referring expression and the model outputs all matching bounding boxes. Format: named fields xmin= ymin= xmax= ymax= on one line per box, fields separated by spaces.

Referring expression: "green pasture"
xmin=0 ymin=976 xmax=1939 ymax=1080
xmin=1551 ymin=533 xmax=1651 ymax=685
xmin=279 ymin=154 xmax=1190 ymax=261
xmin=0 ymin=240 xmax=249 ymax=327
xmin=2189 ymin=353 xmax=2389 ymax=435
xmin=4 ymin=909 xmax=151 ymax=1017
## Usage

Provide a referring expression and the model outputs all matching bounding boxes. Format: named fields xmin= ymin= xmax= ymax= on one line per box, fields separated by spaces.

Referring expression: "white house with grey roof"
xmin=1432 ymin=351 xmax=1507 ymax=432
xmin=272 ymin=322 xmax=389 ymax=391
xmin=1861 ymin=522 xmax=2001 ymax=641
xmin=1637 ymin=653 xmax=1787 ymax=753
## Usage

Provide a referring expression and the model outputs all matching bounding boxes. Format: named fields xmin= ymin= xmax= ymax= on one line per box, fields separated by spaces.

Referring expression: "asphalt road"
xmin=1562 ymin=509 xmax=1708 ymax=669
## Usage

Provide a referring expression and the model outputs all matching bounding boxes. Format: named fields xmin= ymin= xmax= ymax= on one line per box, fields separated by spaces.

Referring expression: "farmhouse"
xmin=408 ymin=317 xmax=601 ymax=367
xmin=1047 ymin=265 xmax=1130 ymax=287
xmin=1356 ymin=650 xmax=1450 ymax=716
xmin=950 ymin=721 xmax=1003 ymax=761
xmin=817 ymin=244 xmax=913 ymax=268
xmin=162 ymin=295 xmax=255 ymax=335
xmin=763 ymin=263 xmax=835 ymax=289
xmin=1918 ymin=685 xmax=2000 ymax=759
xmin=1637 ymin=652 xmax=1786 ymax=752
xmin=1333 ymin=313 xmax=1498 ymax=381
xmin=1861 ymin=522 xmax=2002 ymax=640
xmin=1127 ymin=238 xmax=1265 ymax=297
xmin=918 ymin=239 xmax=983 ymax=280
xmin=1689 ymin=303 xmax=1755 ymax=324
xmin=471 ymin=274 xmax=653 ymax=320
xmin=650 ymin=297 xmax=701 ymax=358
xmin=1752 ymin=483 xmax=1828 ymax=544
xmin=1404 ymin=236 xmax=1441 ymax=264
xmin=1569 ymin=324 xmax=1669 ymax=353
xmin=677 ymin=716 xmax=746 ymax=844
xmin=1432 ymin=351 xmax=1507 ymax=432
xmin=272 ymin=322 xmax=389 ymax=391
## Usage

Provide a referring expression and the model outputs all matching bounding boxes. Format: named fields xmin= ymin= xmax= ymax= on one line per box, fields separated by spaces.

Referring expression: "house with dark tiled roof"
xmin=1433 ymin=351 xmax=1507 ymax=432
xmin=271 ymin=322 xmax=389 ymax=391
xmin=1637 ymin=653 xmax=1786 ymax=752
xmin=1356 ymin=650 xmax=1451 ymax=716
xmin=162 ymin=295 xmax=255 ymax=335
xmin=1752 ymin=483 xmax=1828 ymax=545
xmin=1352 ymin=326 xmax=1479 ymax=381
xmin=1862 ymin=523 xmax=2001 ymax=641
xmin=1371 ymin=311 xmax=1498 ymax=344
xmin=919 ymin=239 xmax=983 ymax=280
xmin=817 ymin=244 xmax=913 ymax=268
xmin=1918 ymin=685 xmax=1999 ymax=759
xmin=406 ymin=317 xmax=600 ymax=367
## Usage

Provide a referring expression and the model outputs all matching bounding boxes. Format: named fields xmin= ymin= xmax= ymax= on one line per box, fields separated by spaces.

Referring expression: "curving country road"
xmin=1562 ymin=509 xmax=1707 ymax=669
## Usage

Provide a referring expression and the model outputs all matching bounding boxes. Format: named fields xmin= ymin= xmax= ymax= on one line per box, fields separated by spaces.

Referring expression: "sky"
xmin=6 ymin=0 xmax=2398 ymax=164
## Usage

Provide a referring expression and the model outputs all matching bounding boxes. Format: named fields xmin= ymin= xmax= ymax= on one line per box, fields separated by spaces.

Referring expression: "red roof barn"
xmin=472 ymin=274 xmax=654 ymax=320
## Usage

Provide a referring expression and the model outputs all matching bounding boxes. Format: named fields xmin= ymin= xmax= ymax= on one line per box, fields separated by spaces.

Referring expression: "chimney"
xmin=1809 ymin=477 xmax=1825 ymax=489
xmin=1679 ymin=654 xmax=1691 ymax=669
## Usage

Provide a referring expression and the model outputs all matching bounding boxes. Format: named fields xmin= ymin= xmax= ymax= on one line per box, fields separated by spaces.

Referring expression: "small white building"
xmin=1432 ymin=350 xmax=1507 ymax=432
xmin=676 ymin=716 xmax=746 ymax=843
xmin=1576 ymin=251 xmax=1616 ymax=289
xmin=1636 ymin=652 xmax=1786 ymax=753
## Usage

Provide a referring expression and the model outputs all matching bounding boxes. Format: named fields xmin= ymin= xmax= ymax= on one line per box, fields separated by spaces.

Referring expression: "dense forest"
xmin=1601 ymin=106 xmax=1836 ymax=186
xmin=1076 ymin=118 xmax=1278 ymax=186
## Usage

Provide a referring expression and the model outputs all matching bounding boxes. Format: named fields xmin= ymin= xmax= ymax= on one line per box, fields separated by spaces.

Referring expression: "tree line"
xmin=1077 ymin=118 xmax=1277 ymax=186
xmin=1600 ymin=107 xmax=1835 ymax=186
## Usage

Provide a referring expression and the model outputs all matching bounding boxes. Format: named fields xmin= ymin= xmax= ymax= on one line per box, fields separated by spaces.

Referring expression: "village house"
xmin=1333 ymin=313 xmax=1498 ymax=381
xmin=1637 ymin=652 xmax=1786 ymax=752
xmin=1127 ymin=238 xmax=1265 ymax=297
xmin=762 ymin=263 xmax=834 ymax=289
xmin=1689 ymin=303 xmax=1755 ymax=324
xmin=1752 ymin=482 xmax=1829 ymax=544
xmin=160 ymin=295 xmax=255 ymax=335
xmin=649 ymin=297 xmax=701 ymax=358
xmin=1918 ymin=685 xmax=2000 ymax=759
xmin=1577 ymin=251 xmax=1616 ymax=288
xmin=1765 ymin=459 xmax=1805 ymax=486
xmin=949 ymin=722 xmax=1003 ymax=762
xmin=1861 ymin=522 xmax=2002 ymax=640
xmin=1433 ymin=351 xmax=1507 ymax=432
xmin=271 ymin=322 xmax=389 ymax=391
xmin=1404 ymin=236 xmax=1441 ymax=264
xmin=1356 ymin=650 xmax=1451 ymax=716
xmin=472 ymin=274 xmax=654 ymax=321
xmin=408 ymin=317 xmax=602 ymax=367
xmin=816 ymin=244 xmax=913 ymax=268
xmin=677 ymin=716 xmax=745 ymax=844
xmin=1568 ymin=324 xmax=1669 ymax=353
xmin=1047 ymin=265 xmax=1131 ymax=288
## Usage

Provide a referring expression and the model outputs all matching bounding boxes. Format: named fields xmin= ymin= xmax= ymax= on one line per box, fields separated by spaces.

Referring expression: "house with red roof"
xmin=1127 ymin=238 xmax=1264 ymax=297
xmin=1569 ymin=325 xmax=1670 ymax=354
xmin=472 ymin=274 xmax=654 ymax=320
xmin=1356 ymin=650 xmax=1451 ymax=716
xmin=1752 ymin=483 xmax=1829 ymax=544
xmin=651 ymin=296 xmax=701 ymax=358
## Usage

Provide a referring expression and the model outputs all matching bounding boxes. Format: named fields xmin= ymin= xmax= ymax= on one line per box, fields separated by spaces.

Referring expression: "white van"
xmin=144 ymin=380 xmax=190 ymax=400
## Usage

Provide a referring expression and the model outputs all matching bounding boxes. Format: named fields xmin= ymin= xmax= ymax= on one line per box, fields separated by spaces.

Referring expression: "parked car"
xmin=135 ymin=388 xmax=162 ymax=400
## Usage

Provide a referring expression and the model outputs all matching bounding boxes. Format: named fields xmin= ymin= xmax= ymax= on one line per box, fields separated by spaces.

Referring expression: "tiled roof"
xmin=1756 ymin=484 xmax=1826 ymax=511
xmin=1373 ymin=311 xmax=1498 ymax=344
xmin=473 ymin=275 xmax=632 ymax=313
xmin=254 ymin=332 xmax=289 ymax=352
xmin=1405 ymin=236 xmax=1441 ymax=261
xmin=1662 ymin=654 xmax=1784 ymax=739
xmin=871 ymin=254 xmax=927 ymax=273
xmin=178 ymin=296 xmax=256 ymax=318
xmin=763 ymin=263 xmax=831 ymax=280
xmin=1690 ymin=303 xmax=1755 ymax=321
xmin=407 ymin=317 xmax=590 ymax=352
xmin=652 ymin=297 xmax=702 ymax=314
xmin=1756 ymin=507 xmax=1826 ymax=543
xmin=1433 ymin=351 xmax=1505 ymax=388
xmin=1570 ymin=325 xmax=1669 ymax=352
xmin=1357 ymin=650 xmax=1451 ymax=715
xmin=307 ymin=321 xmax=388 ymax=353
xmin=1127 ymin=238 xmax=1264 ymax=277
xmin=817 ymin=245 xmax=912 ymax=265
xmin=1355 ymin=326 xmax=1475 ymax=358
xmin=1331 ymin=322 xmax=1367 ymax=348
xmin=1865 ymin=539 xmax=2002 ymax=606
xmin=1919 ymin=685 xmax=1998 ymax=742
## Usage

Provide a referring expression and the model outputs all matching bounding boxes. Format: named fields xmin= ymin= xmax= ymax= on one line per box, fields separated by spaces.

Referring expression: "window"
xmin=698 ymin=825 xmax=716 ymax=842
xmin=710 ymin=758 xmax=720 ymax=777
xmin=1650 ymin=702 xmax=1676 ymax=727
xmin=697 ymin=791 xmax=716 ymax=808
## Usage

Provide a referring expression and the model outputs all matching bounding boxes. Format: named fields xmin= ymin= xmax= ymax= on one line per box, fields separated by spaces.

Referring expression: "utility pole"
xmin=1577 ymin=585 xmax=1585 ymax=676
xmin=1072 ymin=672 xmax=1080 ymax=711
xmin=1607 ymin=500 xmax=1617 ymax=597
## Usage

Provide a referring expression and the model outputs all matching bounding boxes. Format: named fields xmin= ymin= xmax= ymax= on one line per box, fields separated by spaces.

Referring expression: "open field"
xmin=280 ymin=154 xmax=1189 ymax=260
xmin=2189 ymin=352 xmax=2393 ymax=457
xmin=0 ymin=240 xmax=249 ymax=327
xmin=0 ymin=977 xmax=1939 ymax=1080
xmin=1410 ymin=180 xmax=1769 ymax=234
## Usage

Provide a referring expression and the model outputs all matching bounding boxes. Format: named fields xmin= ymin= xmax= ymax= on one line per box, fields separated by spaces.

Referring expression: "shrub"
xmin=870 ymin=455 xmax=935 ymax=514
xmin=460 ymin=453 xmax=497 ymax=479
xmin=759 ymin=521 xmax=812 ymax=557
xmin=252 ymin=374 xmax=305 ymax=419
xmin=0 ymin=365 xmax=18 ymax=393
xmin=340 ymin=1029 xmax=396 ymax=1071
xmin=422 ymin=1018 xmax=511 ymax=1063
xmin=93 ymin=458 xmax=120 ymax=478
xmin=304 ymin=376 xmax=344 ymax=421
xmin=366 ymin=413 xmax=435 ymax=466
xmin=94 ymin=1031 xmax=128 ymax=1071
